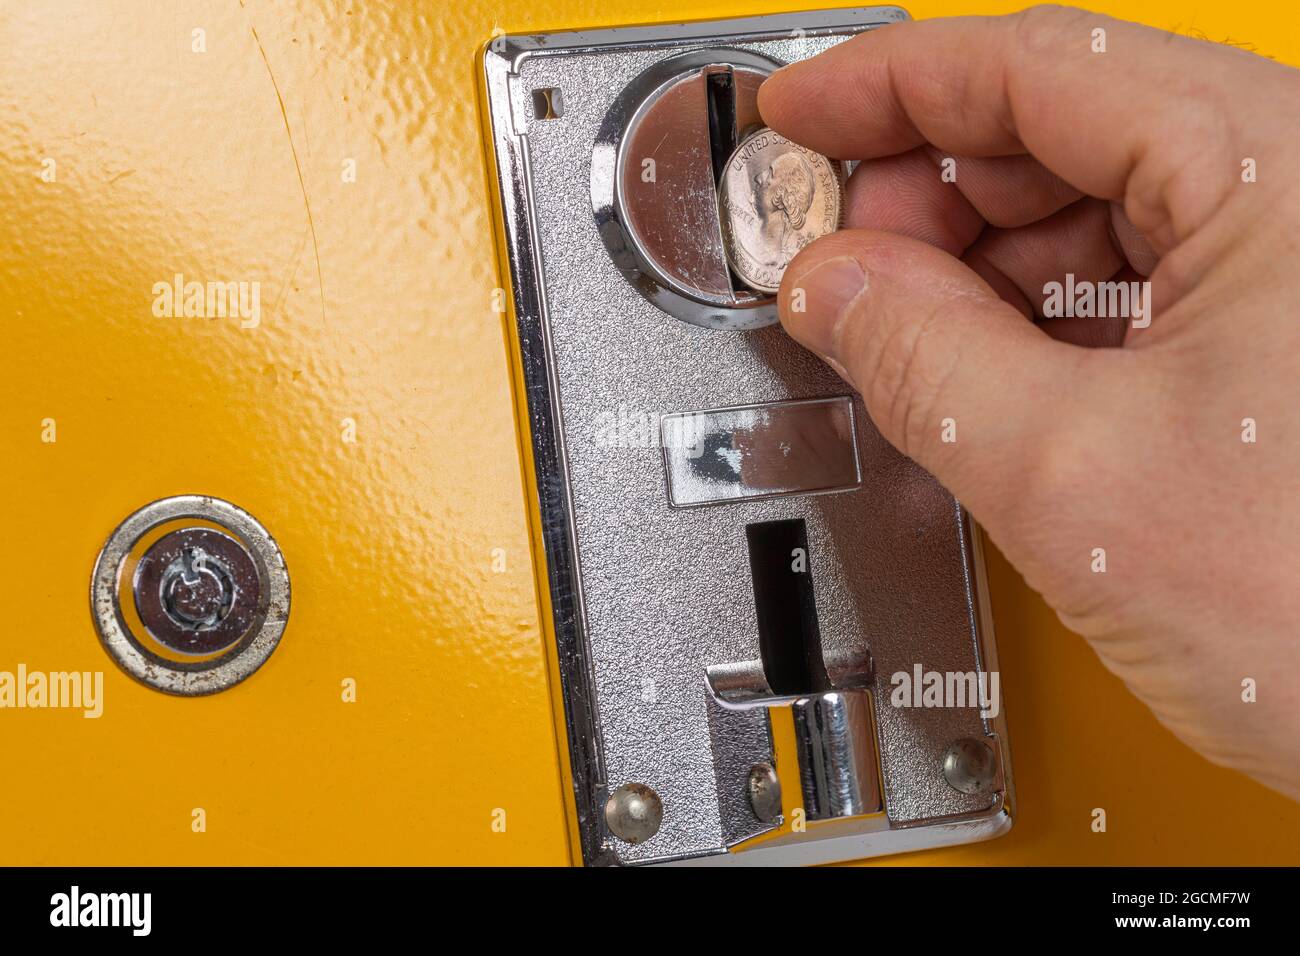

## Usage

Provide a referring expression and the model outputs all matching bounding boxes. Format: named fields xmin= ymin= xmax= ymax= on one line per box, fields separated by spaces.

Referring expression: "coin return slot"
xmin=532 ymin=87 xmax=564 ymax=120
xmin=746 ymin=518 xmax=832 ymax=696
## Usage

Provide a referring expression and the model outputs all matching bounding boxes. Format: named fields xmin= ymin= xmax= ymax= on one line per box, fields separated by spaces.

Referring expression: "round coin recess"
xmin=718 ymin=127 xmax=845 ymax=295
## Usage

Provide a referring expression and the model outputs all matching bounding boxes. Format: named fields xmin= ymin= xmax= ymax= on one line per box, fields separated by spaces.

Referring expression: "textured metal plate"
xmin=484 ymin=7 xmax=1013 ymax=865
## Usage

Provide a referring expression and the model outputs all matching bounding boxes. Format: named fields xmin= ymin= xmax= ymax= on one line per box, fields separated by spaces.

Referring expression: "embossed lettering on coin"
xmin=718 ymin=127 xmax=844 ymax=295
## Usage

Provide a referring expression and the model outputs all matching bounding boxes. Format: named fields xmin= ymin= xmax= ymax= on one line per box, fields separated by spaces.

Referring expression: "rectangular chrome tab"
xmin=660 ymin=396 xmax=861 ymax=508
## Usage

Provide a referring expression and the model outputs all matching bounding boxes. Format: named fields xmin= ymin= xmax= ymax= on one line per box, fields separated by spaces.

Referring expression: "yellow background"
xmin=1 ymin=0 xmax=1296 ymax=865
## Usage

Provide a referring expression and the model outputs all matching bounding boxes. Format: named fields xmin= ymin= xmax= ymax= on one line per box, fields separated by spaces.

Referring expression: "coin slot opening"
xmin=595 ymin=49 xmax=784 ymax=329
xmin=704 ymin=65 xmax=737 ymax=183
xmin=746 ymin=518 xmax=832 ymax=695
xmin=531 ymin=87 xmax=564 ymax=120
xmin=703 ymin=65 xmax=755 ymax=300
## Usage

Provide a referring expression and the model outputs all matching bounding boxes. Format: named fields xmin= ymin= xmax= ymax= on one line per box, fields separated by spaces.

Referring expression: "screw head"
xmin=605 ymin=783 xmax=663 ymax=844
xmin=942 ymin=738 xmax=998 ymax=795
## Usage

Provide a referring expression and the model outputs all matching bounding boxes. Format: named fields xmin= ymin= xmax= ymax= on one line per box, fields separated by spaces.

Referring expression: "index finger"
xmin=758 ymin=6 xmax=1275 ymax=249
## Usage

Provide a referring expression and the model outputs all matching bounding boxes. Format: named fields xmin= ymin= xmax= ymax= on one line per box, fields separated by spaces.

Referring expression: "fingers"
xmin=841 ymin=149 xmax=1081 ymax=250
xmin=778 ymin=228 xmax=1096 ymax=533
xmin=1108 ymin=203 xmax=1159 ymax=276
xmin=920 ymin=150 xmax=1083 ymax=229
xmin=845 ymin=150 xmax=1141 ymax=319
xmin=760 ymin=6 xmax=1257 ymax=251
xmin=842 ymin=149 xmax=984 ymax=255
xmin=962 ymin=198 xmax=1126 ymax=317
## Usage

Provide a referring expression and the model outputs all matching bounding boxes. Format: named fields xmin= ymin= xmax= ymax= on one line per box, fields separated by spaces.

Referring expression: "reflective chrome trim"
xmin=482 ymin=7 xmax=1020 ymax=868
xmin=660 ymin=396 xmax=862 ymax=507
xmin=595 ymin=48 xmax=783 ymax=329
xmin=794 ymin=690 xmax=882 ymax=820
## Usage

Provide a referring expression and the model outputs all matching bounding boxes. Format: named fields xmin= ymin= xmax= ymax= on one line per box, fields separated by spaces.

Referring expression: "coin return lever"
xmin=485 ymin=8 xmax=1013 ymax=867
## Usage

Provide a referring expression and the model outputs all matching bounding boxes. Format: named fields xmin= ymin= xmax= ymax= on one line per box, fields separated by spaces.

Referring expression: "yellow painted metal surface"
xmin=1 ymin=0 xmax=1297 ymax=865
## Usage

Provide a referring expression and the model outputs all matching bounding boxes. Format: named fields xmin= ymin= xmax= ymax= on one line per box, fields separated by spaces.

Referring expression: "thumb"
xmin=779 ymin=229 xmax=1091 ymax=535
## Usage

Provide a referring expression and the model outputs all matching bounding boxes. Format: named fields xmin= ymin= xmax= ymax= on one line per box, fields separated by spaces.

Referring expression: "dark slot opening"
xmin=531 ymin=87 xmax=564 ymax=120
xmin=746 ymin=518 xmax=832 ymax=695
xmin=705 ymin=67 xmax=737 ymax=184
xmin=705 ymin=65 xmax=754 ymax=296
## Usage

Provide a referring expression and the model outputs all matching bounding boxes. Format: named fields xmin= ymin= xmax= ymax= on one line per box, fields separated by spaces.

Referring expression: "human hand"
xmin=760 ymin=5 xmax=1300 ymax=799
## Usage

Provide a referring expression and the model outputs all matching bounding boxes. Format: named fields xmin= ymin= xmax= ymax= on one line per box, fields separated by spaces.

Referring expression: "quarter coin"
xmin=718 ymin=127 xmax=844 ymax=295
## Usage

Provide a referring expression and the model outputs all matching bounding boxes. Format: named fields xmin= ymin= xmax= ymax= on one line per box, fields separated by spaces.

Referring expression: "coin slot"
xmin=704 ymin=66 xmax=737 ymax=183
xmin=703 ymin=65 xmax=750 ymax=298
xmin=531 ymin=87 xmax=564 ymax=120
xmin=594 ymin=49 xmax=784 ymax=329
xmin=746 ymin=518 xmax=832 ymax=695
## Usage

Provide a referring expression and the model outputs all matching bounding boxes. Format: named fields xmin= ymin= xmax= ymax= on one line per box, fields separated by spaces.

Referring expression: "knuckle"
xmin=1012 ymin=5 xmax=1093 ymax=56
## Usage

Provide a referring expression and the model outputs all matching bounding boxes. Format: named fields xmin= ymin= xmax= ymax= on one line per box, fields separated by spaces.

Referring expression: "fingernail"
xmin=784 ymin=255 xmax=866 ymax=358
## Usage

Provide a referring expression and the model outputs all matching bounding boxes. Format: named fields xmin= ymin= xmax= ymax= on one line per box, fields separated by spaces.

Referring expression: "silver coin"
xmin=718 ymin=127 xmax=844 ymax=295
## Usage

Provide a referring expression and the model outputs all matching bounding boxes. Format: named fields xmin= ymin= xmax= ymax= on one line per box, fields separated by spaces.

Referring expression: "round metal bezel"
xmin=90 ymin=495 xmax=290 ymax=696
xmin=592 ymin=47 xmax=786 ymax=331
